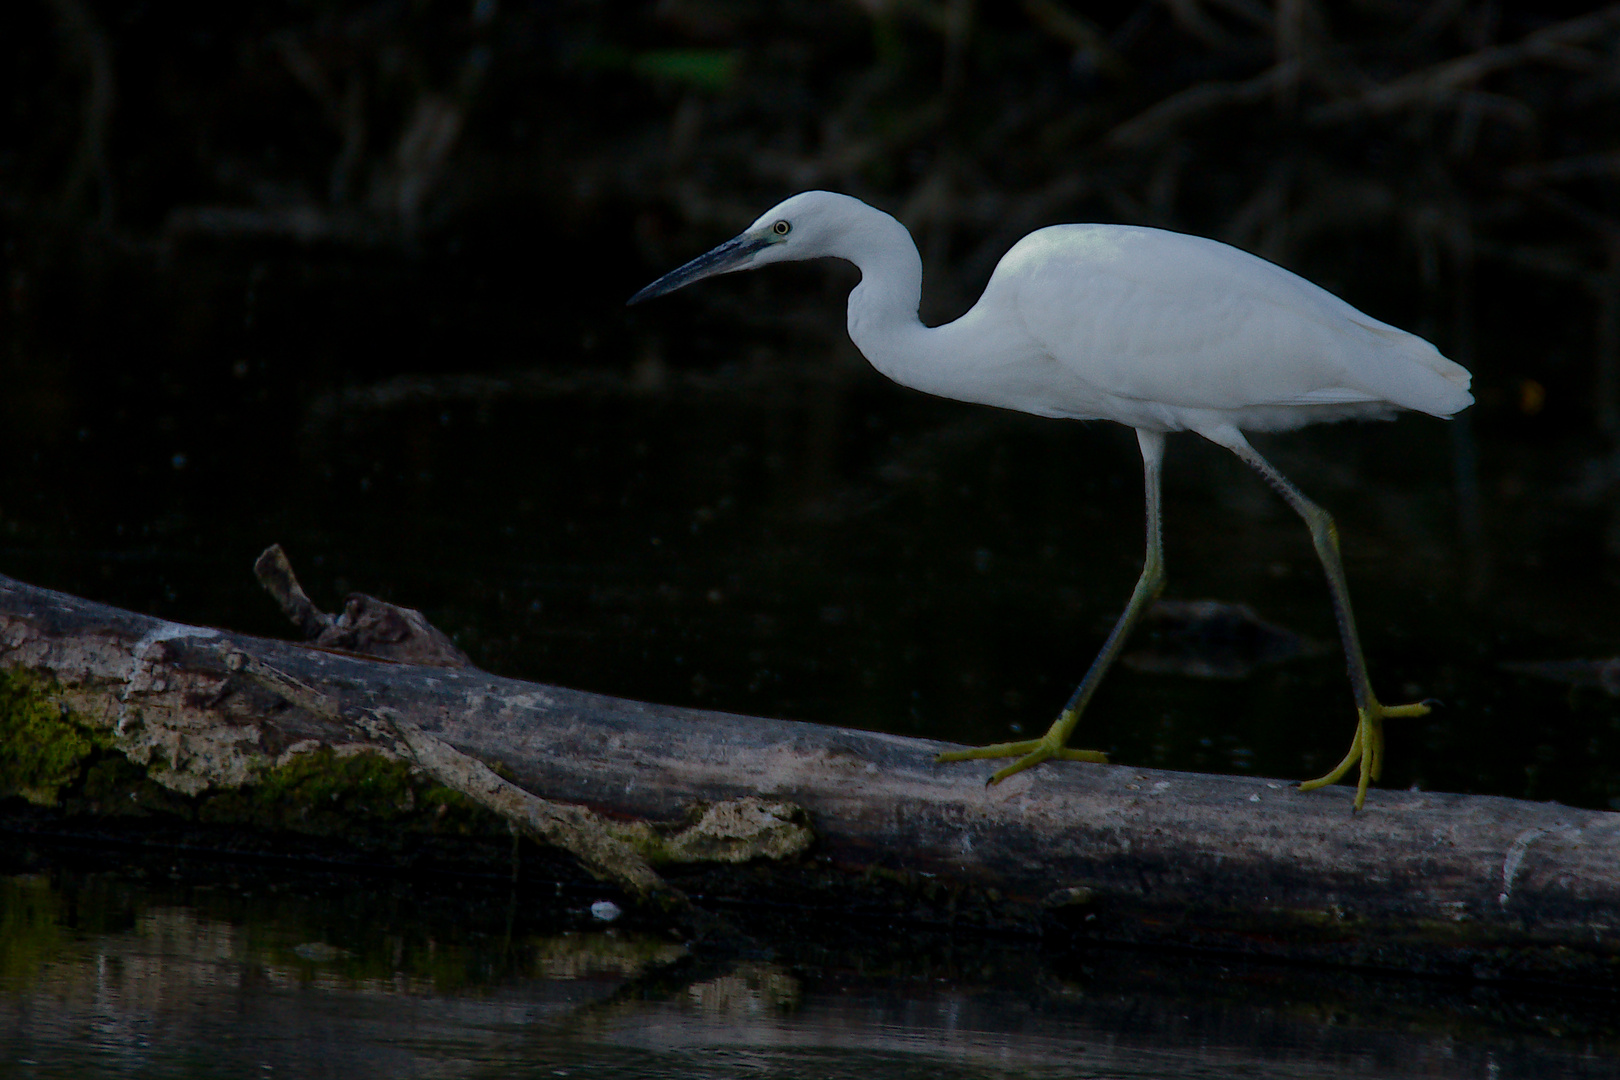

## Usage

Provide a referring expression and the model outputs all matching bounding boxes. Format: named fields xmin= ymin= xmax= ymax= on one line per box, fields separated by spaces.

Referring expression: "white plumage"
xmin=631 ymin=190 xmax=1471 ymax=811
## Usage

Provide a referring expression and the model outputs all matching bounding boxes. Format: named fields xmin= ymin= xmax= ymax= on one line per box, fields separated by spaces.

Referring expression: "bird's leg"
xmin=937 ymin=430 xmax=1166 ymax=784
xmin=1221 ymin=433 xmax=1429 ymax=811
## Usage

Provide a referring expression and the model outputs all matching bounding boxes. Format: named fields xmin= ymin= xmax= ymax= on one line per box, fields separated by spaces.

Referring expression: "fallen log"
xmin=3 ymin=570 xmax=1619 ymax=985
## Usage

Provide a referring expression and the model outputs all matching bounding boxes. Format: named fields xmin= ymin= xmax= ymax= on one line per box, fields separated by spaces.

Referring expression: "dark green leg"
xmin=937 ymin=429 xmax=1167 ymax=784
xmin=1218 ymin=429 xmax=1429 ymax=811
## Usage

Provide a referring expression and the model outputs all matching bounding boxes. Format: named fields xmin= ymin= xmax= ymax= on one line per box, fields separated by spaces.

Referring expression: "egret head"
xmin=627 ymin=191 xmax=858 ymax=305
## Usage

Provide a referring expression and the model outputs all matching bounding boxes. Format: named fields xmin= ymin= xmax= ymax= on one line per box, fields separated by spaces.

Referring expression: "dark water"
xmin=3 ymin=846 xmax=1617 ymax=1080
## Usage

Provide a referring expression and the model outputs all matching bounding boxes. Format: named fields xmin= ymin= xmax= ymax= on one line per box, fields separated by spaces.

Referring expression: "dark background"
xmin=5 ymin=0 xmax=1620 ymax=806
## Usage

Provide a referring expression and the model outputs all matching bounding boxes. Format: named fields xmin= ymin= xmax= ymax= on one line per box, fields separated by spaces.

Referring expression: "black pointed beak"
xmin=628 ymin=231 xmax=773 ymax=305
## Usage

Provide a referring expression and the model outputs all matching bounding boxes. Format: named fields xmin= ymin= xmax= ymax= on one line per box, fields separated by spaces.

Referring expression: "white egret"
xmin=629 ymin=191 xmax=1472 ymax=810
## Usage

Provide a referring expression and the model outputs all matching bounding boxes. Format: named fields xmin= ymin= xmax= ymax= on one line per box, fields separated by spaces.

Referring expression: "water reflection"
xmin=2 ymin=851 xmax=1615 ymax=1079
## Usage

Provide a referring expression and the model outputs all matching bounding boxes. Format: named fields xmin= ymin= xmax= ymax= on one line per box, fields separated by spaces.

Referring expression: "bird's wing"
xmin=998 ymin=225 xmax=1469 ymax=418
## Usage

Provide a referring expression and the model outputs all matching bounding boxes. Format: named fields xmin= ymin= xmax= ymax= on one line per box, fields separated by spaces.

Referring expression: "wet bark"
xmin=3 ymin=571 xmax=1620 ymax=984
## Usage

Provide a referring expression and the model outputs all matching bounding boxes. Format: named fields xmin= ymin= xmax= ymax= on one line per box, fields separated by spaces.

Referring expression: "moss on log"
xmin=0 ymin=670 xmax=107 ymax=806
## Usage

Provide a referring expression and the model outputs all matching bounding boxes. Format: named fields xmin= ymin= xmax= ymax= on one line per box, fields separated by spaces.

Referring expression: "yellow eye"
xmin=773 ymin=220 xmax=791 ymax=236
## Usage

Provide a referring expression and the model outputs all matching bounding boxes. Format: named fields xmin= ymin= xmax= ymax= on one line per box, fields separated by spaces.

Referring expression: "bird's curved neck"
xmin=838 ymin=207 xmax=935 ymax=387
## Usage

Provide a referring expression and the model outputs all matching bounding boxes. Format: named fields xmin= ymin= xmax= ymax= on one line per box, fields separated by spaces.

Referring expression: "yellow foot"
xmin=1298 ymin=700 xmax=1430 ymax=811
xmin=936 ymin=715 xmax=1109 ymax=786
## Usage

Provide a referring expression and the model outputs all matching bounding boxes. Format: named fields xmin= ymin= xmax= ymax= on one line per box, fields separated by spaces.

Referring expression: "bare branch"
xmin=1310 ymin=5 xmax=1620 ymax=123
xmin=48 ymin=0 xmax=116 ymax=225
xmin=1021 ymin=0 xmax=1131 ymax=78
xmin=1504 ymin=151 xmax=1620 ymax=189
xmin=1106 ymin=62 xmax=1299 ymax=148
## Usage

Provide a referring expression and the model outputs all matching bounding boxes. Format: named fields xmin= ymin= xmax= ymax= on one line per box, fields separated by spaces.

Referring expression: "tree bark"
xmin=3 ymin=572 xmax=1619 ymax=984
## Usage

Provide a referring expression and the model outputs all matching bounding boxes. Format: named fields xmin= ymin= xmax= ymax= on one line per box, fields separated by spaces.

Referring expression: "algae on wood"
xmin=0 ymin=671 xmax=106 ymax=806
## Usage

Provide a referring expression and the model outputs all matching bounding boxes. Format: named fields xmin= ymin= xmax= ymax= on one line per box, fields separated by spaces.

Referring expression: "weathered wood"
xmin=3 ymin=572 xmax=1620 ymax=982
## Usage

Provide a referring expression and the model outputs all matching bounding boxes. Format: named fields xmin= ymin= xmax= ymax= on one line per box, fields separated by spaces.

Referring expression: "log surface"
xmin=3 ymin=573 xmax=1618 ymax=982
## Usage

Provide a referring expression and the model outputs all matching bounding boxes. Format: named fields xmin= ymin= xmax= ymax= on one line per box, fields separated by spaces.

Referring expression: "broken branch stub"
xmin=253 ymin=544 xmax=473 ymax=669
